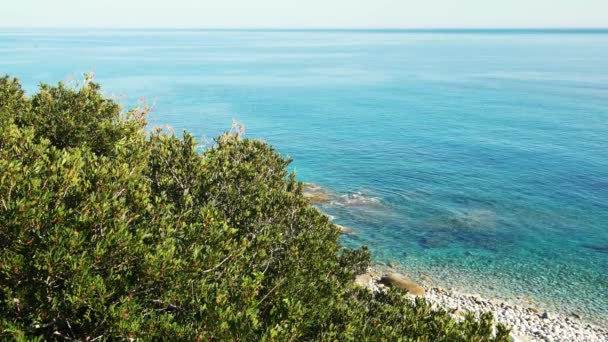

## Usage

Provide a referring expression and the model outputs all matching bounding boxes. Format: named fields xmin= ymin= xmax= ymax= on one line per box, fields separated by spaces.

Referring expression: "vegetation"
xmin=0 ymin=75 xmax=510 ymax=341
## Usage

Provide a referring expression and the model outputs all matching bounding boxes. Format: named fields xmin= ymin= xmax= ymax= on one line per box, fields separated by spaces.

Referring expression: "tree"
xmin=0 ymin=75 xmax=509 ymax=341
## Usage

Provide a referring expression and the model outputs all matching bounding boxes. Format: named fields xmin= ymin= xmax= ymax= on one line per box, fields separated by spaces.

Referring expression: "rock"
xmin=540 ymin=311 xmax=550 ymax=319
xmin=303 ymin=192 xmax=331 ymax=203
xmin=453 ymin=309 xmax=467 ymax=317
xmin=354 ymin=273 xmax=373 ymax=289
xmin=379 ymin=272 xmax=426 ymax=296
xmin=302 ymin=183 xmax=331 ymax=203
xmin=510 ymin=334 xmax=524 ymax=342
xmin=335 ymin=224 xmax=354 ymax=234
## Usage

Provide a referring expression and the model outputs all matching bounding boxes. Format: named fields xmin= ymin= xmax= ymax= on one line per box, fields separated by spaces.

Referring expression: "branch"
xmin=259 ymin=277 xmax=285 ymax=305
xmin=201 ymin=254 xmax=232 ymax=274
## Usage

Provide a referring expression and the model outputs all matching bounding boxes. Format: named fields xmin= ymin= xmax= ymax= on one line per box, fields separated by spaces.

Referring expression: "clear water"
xmin=2 ymin=29 xmax=607 ymax=326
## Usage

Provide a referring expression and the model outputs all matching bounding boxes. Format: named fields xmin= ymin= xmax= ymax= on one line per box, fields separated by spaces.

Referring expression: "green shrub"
xmin=339 ymin=246 xmax=371 ymax=276
xmin=0 ymin=75 xmax=510 ymax=341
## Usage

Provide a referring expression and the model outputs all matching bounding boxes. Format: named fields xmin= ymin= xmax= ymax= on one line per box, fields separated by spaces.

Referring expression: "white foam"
xmin=334 ymin=191 xmax=382 ymax=207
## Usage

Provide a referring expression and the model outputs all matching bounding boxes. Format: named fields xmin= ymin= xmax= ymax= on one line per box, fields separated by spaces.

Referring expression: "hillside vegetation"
xmin=0 ymin=75 xmax=509 ymax=341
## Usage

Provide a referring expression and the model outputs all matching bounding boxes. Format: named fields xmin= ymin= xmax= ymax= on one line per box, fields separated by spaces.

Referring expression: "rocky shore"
xmin=304 ymin=183 xmax=608 ymax=341
xmin=355 ymin=270 xmax=608 ymax=342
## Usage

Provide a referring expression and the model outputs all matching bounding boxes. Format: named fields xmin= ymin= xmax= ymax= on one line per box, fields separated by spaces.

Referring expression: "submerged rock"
xmin=302 ymin=183 xmax=384 ymax=211
xmin=302 ymin=183 xmax=331 ymax=203
xmin=335 ymin=224 xmax=354 ymax=234
xmin=582 ymin=244 xmax=608 ymax=254
xmin=417 ymin=232 xmax=451 ymax=249
xmin=448 ymin=209 xmax=497 ymax=231
xmin=380 ymin=273 xmax=426 ymax=296
xmin=418 ymin=211 xmax=510 ymax=252
xmin=303 ymin=193 xmax=331 ymax=202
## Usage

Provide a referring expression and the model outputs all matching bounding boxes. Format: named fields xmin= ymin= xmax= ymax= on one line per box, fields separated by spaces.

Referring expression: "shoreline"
xmin=423 ymin=284 xmax=608 ymax=342
xmin=378 ymin=258 xmax=608 ymax=329
xmin=362 ymin=266 xmax=608 ymax=342
xmin=304 ymin=182 xmax=608 ymax=340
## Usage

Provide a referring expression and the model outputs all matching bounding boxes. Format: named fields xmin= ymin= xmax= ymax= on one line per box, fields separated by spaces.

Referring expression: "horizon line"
xmin=1 ymin=27 xmax=608 ymax=31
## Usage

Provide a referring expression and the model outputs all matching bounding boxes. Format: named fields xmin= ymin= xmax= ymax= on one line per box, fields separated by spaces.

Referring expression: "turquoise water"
xmin=2 ymin=29 xmax=608 ymax=325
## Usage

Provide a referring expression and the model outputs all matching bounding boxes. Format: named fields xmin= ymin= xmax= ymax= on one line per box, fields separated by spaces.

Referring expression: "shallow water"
xmin=1 ymin=29 xmax=607 ymax=326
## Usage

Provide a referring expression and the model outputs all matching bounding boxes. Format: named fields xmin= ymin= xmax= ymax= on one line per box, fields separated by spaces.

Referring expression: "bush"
xmin=0 ymin=75 xmax=510 ymax=341
xmin=339 ymin=246 xmax=371 ymax=276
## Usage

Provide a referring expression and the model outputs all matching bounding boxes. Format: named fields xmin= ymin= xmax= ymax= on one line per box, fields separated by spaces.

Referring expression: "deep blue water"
xmin=1 ymin=29 xmax=607 ymax=325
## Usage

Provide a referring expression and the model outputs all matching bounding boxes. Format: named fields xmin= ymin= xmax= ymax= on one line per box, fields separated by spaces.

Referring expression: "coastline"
xmin=303 ymin=184 xmax=608 ymax=341
xmin=360 ymin=266 xmax=608 ymax=342
xmin=422 ymin=286 xmax=608 ymax=342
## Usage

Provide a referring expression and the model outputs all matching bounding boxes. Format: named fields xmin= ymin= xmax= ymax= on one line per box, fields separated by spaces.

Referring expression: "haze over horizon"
xmin=2 ymin=0 xmax=607 ymax=29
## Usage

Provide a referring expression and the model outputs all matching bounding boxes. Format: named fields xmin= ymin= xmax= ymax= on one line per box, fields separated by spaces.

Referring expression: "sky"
xmin=1 ymin=0 xmax=607 ymax=29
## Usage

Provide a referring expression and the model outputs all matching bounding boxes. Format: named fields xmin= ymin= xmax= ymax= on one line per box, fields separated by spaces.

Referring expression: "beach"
xmin=356 ymin=267 xmax=608 ymax=342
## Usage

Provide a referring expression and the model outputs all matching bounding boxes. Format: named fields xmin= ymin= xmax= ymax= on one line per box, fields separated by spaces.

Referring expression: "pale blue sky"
xmin=2 ymin=0 xmax=607 ymax=28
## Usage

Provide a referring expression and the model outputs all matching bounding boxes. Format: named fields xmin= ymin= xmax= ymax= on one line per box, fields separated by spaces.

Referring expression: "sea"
xmin=1 ymin=29 xmax=607 ymax=326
